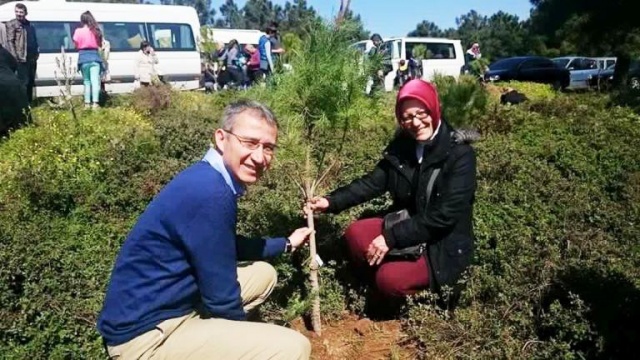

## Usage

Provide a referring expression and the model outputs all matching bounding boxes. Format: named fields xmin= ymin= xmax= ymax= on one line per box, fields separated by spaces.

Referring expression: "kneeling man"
xmin=98 ymin=100 xmax=312 ymax=360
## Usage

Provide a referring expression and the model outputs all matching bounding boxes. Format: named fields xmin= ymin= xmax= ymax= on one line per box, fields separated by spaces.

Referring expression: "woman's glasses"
xmin=399 ymin=110 xmax=429 ymax=125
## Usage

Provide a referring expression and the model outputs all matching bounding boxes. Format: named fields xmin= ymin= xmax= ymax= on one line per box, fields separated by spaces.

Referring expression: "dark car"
xmin=484 ymin=56 xmax=571 ymax=90
xmin=589 ymin=60 xmax=640 ymax=90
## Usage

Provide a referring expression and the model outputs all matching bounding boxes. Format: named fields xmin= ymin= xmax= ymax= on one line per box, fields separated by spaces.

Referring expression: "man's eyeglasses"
xmin=223 ymin=130 xmax=277 ymax=156
xmin=399 ymin=110 xmax=429 ymax=125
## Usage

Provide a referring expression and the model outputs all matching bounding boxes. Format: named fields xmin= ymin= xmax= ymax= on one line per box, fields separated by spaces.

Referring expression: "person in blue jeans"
xmin=72 ymin=11 xmax=104 ymax=109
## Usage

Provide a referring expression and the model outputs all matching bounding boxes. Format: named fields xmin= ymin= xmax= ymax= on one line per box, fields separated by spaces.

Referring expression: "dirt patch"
xmin=291 ymin=313 xmax=417 ymax=360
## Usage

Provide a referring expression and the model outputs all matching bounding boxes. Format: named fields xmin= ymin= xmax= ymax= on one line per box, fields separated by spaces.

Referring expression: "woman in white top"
xmin=135 ymin=40 xmax=158 ymax=86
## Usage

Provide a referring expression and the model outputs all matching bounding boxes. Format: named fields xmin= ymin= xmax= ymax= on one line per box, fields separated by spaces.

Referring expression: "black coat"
xmin=0 ymin=44 xmax=28 ymax=136
xmin=327 ymin=121 xmax=477 ymax=289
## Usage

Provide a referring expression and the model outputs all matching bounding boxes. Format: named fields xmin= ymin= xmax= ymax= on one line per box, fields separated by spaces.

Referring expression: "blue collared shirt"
xmin=202 ymin=147 xmax=245 ymax=197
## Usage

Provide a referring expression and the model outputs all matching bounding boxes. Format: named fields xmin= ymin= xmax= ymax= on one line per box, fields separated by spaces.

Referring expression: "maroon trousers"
xmin=344 ymin=218 xmax=430 ymax=298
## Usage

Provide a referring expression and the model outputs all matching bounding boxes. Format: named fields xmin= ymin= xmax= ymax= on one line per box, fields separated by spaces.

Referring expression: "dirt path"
xmin=291 ymin=314 xmax=418 ymax=360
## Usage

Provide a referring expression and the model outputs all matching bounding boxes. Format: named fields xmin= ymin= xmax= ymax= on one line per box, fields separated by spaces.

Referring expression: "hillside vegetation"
xmin=1 ymin=25 xmax=639 ymax=360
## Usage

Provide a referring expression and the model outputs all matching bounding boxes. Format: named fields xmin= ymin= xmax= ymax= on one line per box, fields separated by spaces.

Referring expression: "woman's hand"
xmin=304 ymin=197 xmax=330 ymax=214
xmin=366 ymin=234 xmax=389 ymax=266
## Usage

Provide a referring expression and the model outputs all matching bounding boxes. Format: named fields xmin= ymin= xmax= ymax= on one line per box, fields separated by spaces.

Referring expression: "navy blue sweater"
xmin=97 ymin=161 xmax=287 ymax=346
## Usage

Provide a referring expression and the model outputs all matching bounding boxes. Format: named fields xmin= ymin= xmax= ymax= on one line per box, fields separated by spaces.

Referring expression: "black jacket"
xmin=0 ymin=44 xmax=28 ymax=136
xmin=327 ymin=121 xmax=478 ymax=289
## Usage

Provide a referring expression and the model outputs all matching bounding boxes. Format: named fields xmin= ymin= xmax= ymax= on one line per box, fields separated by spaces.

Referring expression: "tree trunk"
xmin=304 ymin=150 xmax=322 ymax=335
xmin=336 ymin=0 xmax=351 ymax=24
xmin=612 ymin=51 xmax=631 ymax=90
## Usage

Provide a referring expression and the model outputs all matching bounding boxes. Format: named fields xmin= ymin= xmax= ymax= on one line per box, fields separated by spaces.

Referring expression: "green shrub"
xmin=433 ymin=74 xmax=488 ymax=128
xmin=0 ymin=108 xmax=158 ymax=358
xmin=130 ymin=83 xmax=173 ymax=115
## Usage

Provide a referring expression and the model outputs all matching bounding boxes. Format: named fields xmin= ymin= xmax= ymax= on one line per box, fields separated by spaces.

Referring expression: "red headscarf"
xmin=395 ymin=79 xmax=441 ymax=130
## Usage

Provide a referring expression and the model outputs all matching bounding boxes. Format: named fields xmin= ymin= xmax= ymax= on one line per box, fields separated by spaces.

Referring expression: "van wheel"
xmin=552 ymin=80 xmax=563 ymax=91
xmin=630 ymin=77 xmax=640 ymax=90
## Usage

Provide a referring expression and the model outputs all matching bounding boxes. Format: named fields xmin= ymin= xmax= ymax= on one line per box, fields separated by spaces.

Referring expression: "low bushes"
xmin=0 ymin=108 xmax=158 ymax=358
xmin=1 ymin=60 xmax=639 ymax=358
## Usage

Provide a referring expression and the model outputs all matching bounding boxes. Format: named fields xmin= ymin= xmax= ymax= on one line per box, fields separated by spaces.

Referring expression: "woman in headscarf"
xmin=307 ymin=79 xmax=478 ymax=306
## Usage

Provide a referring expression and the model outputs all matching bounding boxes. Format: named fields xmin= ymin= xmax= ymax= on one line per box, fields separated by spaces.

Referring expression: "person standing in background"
xmin=5 ymin=3 xmax=39 ymax=103
xmin=465 ymin=42 xmax=481 ymax=63
xmin=257 ymin=24 xmax=278 ymax=79
xmin=245 ymin=44 xmax=260 ymax=84
xmin=73 ymin=11 xmax=104 ymax=110
xmin=135 ymin=41 xmax=159 ymax=87
xmin=100 ymin=37 xmax=111 ymax=95
xmin=268 ymin=22 xmax=285 ymax=70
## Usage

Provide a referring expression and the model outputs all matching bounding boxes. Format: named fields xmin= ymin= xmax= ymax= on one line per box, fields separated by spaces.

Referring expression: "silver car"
xmin=552 ymin=56 xmax=601 ymax=90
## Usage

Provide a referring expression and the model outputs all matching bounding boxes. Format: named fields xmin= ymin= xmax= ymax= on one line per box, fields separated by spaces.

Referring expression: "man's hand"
xmin=304 ymin=197 xmax=329 ymax=214
xmin=287 ymin=227 xmax=314 ymax=252
xmin=366 ymin=234 xmax=389 ymax=266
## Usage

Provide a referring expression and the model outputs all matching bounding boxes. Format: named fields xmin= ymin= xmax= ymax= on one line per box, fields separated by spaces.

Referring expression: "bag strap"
xmin=425 ymin=168 xmax=441 ymax=207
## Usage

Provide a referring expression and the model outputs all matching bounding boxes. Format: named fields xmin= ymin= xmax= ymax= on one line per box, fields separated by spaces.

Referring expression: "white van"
xmin=349 ymin=38 xmax=389 ymax=55
xmin=203 ymin=27 xmax=264 ymax=47
xmin=0 ymin=0 xmax=201 ymax=98
xmin=379 ymin=37 xmax=465 ymax=91
xmin=350 ymin=40 xmax=373 ymax=54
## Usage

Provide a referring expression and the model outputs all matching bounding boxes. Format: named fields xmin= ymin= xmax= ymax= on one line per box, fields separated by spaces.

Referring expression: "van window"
xmin=147 ymin=23 xmax=195 ymax=51
xmin=32 ymin=21 xmax=196 ymax=53
xmin=569 ymin=58 xmax=597 ymax=70
xmin=351 ymin=42 xmax=366 ymax=54
xmin=380 ymin=40 xmax=399 ymax=59
xmin=103 ymin=22 xmax=147 ymax=51
xmin=31 ymin=21 xmax=75 ymax=53
xmin=406 ymin=42 xmax=456 ymax=60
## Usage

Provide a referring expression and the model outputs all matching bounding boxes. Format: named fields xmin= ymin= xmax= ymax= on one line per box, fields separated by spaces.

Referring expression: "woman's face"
xmin=399 ymin=98 xmax=435 ymax=141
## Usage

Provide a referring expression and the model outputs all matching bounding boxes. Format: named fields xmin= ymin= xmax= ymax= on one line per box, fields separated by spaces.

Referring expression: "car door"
xmin=568 ymin=57 xmax=598 ymax=89
xmin=519 ymin=58 xmax=562 ymax=85
xmin=517 ymin=59 xmax=546 ymax=83
xmin=380 ymin=39 xmax=401 ymax=91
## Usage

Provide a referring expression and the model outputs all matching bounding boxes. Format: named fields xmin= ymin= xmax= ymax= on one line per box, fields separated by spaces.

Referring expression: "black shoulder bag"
xmin=383 ymin=168 xmax=441 ymax=261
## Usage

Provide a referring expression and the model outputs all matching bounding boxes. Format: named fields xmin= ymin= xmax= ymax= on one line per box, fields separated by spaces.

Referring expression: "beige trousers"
xmin=106 ymin=262 xmax=311 ymax=360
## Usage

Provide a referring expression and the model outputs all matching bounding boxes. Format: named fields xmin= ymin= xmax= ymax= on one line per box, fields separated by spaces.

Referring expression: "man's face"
xmin=15 ymin=7 xmax=26 ymax=22
xmin=214 ymin=111 xmax=277 ymax=186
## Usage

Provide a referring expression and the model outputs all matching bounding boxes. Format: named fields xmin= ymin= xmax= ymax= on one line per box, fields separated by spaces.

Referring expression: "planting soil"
xmin=291 ymin=313 xmax=418 ymax=360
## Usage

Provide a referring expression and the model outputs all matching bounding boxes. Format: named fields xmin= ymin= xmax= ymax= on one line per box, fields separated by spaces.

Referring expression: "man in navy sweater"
xmin=98 ymin=100 xmax=313 ymax=359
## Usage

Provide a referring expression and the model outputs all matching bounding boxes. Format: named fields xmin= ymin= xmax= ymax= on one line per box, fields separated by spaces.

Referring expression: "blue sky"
xmin=232 ymin=0 xmax=533 ymax=37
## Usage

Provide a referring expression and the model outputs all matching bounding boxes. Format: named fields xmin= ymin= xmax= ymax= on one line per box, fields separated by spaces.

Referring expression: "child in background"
xmin=396 ymin=59 xmax=410 ymax=88
xmin=245 ymin=44 xmax=261 ymax=84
